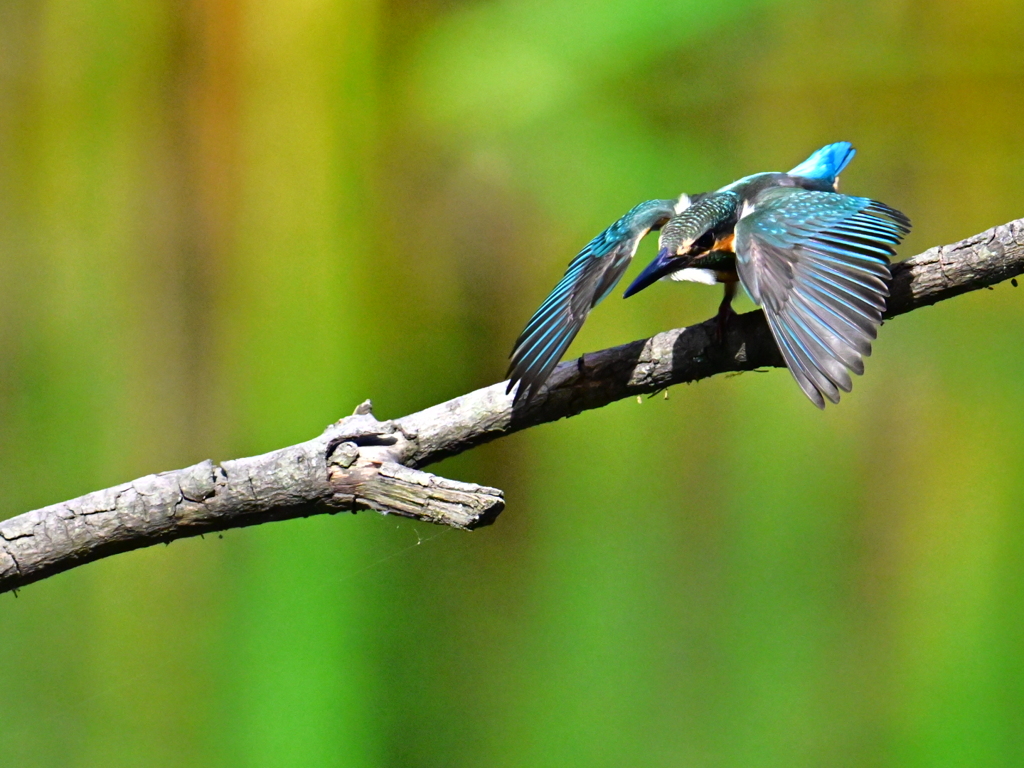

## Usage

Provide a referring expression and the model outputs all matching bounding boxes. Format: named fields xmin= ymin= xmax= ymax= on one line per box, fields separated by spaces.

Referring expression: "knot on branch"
xmin=323 ymin=417 xmax=502 ymax=530
xmin=326 ymin=440 xmax=503 ymax=530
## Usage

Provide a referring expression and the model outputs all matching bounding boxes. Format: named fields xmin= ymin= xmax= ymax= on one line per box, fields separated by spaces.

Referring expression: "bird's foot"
xmin=713 ymin=303 xmax=738 ymax=344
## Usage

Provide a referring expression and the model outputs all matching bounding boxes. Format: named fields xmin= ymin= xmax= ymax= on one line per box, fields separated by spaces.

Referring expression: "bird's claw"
xmin=713 ymin=303 xmax=737 ymax=344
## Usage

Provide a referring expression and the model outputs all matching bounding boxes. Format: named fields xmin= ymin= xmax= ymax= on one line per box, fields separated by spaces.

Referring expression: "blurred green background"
xmin=2 ymin=0 xmax=1024 ymax=765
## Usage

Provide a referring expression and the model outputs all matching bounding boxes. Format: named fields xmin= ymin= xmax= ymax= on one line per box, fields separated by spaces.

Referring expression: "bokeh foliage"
xmin=2 ymin=0 xmax=1024 ymax=765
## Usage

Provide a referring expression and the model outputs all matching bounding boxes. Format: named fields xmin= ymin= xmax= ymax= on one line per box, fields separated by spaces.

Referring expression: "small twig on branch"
xmin=2 ymin=219 xmax=1023 ymax=594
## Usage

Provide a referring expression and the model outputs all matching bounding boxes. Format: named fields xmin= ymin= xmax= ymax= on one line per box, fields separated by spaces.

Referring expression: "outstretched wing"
xmin=735 ymin=188 xmax=910 ymax=408
xmin=507 ymin=199 xmax=677 ymax=404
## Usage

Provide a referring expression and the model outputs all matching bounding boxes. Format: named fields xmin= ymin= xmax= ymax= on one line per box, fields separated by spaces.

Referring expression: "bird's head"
xmin=622 ymin=193 xmax=737 ymax=298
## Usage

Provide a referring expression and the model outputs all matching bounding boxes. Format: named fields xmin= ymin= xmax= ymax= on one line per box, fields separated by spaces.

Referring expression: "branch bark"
xmin=2 ymin=219 xmax=1023 ymax=593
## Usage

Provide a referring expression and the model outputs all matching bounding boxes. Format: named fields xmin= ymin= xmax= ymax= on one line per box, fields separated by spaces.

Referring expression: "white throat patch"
xmin=665 ymin=268 xmax=719 ymax=286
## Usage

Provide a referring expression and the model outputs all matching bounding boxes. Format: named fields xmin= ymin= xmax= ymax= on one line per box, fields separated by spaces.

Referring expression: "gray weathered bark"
xmin=2 ymin=219 xmax=1022 ymax=593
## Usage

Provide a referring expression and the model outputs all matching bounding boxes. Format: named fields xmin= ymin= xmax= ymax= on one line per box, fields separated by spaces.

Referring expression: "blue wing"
xmin=507 ymin=199 xmax=677 ymax=404
xmin=788 ymin=142 xmax=856 ymax=186
xmin=735 ymin=188 xmax=910 ymax=408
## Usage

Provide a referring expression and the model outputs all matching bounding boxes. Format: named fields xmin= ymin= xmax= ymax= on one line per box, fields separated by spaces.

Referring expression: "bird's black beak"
xmin=623 ymin=248 xmax=686 ymax=298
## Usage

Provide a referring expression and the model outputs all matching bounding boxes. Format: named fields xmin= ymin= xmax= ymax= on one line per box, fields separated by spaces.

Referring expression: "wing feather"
xmin=507 ymin=200 xmax=676 ymax=403
xmin=735 ymin=188 xmax=910 ymax=407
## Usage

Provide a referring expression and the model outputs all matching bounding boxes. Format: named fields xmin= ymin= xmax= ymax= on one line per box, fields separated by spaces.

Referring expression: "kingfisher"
xmin=506 ymin=142 xmax=911 ymax=408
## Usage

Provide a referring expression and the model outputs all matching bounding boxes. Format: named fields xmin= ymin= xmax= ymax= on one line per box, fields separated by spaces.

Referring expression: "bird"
xmin=506 ymin=142 xmax=911 ymax=408
xmin=623 ymin=142 xmax=910 ymax=407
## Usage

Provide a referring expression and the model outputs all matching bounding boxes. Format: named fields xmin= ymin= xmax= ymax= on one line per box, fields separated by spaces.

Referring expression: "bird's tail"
xmin=788 ymin=142 xmax=856 ymax=184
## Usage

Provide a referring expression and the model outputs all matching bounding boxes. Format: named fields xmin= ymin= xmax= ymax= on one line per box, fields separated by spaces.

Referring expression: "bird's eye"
xmin=692 ymin=231 xmax=715 ymax=252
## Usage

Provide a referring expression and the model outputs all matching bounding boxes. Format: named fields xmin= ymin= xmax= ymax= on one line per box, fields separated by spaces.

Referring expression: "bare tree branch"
xmin=2 ymin=219 xmax=1022 ymax=594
